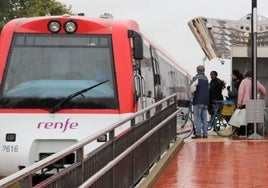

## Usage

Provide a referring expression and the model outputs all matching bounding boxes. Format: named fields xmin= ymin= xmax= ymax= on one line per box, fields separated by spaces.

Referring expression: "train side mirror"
xmin=133 ymin=36 xmax=143 ymax=60
xmin=128 ymin=30 xmax=143 ymax=60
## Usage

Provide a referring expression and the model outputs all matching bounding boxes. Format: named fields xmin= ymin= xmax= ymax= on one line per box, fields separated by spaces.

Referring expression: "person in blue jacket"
xmin=190 ymin=65 xmax=209 ymax=138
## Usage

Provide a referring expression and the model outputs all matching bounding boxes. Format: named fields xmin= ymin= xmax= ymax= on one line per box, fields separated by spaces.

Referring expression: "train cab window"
xmin=0 ymin=34 xmax=118 ymax=110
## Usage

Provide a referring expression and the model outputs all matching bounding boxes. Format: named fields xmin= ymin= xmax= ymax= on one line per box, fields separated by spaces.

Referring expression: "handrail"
xmin=79 ymin=109 xmax=180 ymax=188
xmin=0 ymin=93 xmax=179 ymax=187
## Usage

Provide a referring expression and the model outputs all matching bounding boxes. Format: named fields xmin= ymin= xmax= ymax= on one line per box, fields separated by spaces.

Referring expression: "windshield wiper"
xmin=50 ymin=80 xmax=109 ymax=113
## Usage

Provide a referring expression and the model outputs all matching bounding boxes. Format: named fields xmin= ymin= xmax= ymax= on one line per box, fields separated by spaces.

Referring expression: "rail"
xmin=0 ymin=93 xmax=180 ymax=188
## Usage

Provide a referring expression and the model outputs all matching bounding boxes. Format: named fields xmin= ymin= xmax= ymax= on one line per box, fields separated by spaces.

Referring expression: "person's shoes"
xmin=192 ymin=135 xmax=202 ymax=139
xmin=203 ymin=135 xmax=208 ymax=138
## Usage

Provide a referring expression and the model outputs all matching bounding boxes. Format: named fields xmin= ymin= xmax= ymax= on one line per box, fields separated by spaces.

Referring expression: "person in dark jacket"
xmin=209 ymin=71 xmax=226 ymax=114
xmin=227 ymin=69 xmax=243 ymax=104
xmin=226 ymin=69 xmax=243 ymax=136
xmin=190 ymin=65 xmax=209 ymax=139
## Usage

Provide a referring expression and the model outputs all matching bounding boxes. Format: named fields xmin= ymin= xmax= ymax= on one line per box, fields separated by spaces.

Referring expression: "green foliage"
xmin=0 ymin=0 xmax=72 ymax=27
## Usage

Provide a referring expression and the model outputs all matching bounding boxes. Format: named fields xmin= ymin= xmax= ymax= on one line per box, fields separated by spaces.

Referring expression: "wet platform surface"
xmin=152 ymin=134 xmax=268 ymax=188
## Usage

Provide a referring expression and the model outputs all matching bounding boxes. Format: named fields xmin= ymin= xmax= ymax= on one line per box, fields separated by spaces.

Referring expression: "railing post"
xmin=174 ymin=94 xmax=178 ymax=142
xmin=77 ymin=147 xmax=84 ymax=184
xmin=131 ymin=117 xmax=136 ymax=187
xmin=108 ymin=129 xmax=115 ymax=188
xmin=22 ymin=175 xmax=32 ymax=188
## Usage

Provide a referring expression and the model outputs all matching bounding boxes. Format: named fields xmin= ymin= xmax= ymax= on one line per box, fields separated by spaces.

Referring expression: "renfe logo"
xmin=37 ymin=118 xmax=78 ymax=133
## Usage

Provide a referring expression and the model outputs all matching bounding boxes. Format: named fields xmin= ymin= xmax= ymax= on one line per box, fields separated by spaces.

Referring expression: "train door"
xmin=133 ymin=44 xmax=155 ymax=111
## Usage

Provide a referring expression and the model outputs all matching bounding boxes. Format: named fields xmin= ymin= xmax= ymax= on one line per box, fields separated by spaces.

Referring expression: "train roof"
xmin=3 ymin=15 xmax=140 ymax=33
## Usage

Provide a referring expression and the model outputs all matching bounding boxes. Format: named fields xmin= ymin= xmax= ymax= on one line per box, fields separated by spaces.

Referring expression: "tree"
xmin=0 ymin=0 xmax=72 ymax=27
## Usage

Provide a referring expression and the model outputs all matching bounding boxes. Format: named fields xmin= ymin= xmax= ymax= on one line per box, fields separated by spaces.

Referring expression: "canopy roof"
xmin=188 ymin=14 xmax=268 ymax=60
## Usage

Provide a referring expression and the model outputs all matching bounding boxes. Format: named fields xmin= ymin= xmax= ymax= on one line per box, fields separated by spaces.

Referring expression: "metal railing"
xmin=0 ymin=93 xmax=180 ymax=188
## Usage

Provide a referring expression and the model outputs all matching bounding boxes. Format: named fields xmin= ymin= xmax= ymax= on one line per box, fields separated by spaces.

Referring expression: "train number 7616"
xmin=2 ymin=145 xmax=19 ymax=152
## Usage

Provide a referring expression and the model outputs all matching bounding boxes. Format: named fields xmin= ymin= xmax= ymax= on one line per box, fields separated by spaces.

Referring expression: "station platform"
xmin=138 ymin=133 xmax=268 ymax=188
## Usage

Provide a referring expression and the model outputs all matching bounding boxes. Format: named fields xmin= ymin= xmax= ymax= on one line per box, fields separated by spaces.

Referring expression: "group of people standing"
xmin=190 ymin=65 xmax=266 ymax=138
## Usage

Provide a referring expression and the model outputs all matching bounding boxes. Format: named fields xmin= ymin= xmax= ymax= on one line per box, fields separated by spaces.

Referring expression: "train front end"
xmin=0 ymin=15 xmax=141 ymax=176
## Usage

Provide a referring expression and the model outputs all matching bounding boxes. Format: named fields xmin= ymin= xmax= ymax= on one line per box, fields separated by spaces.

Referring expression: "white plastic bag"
xmin=228 ymin=109 xmax=247 ymax=127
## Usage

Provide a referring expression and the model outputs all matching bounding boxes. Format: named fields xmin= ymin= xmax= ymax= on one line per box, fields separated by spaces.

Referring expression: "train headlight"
xmin=48 ymin=20 xmax=61 ymax=33
xmin=63 ymin=20 xmax=77 ymax=34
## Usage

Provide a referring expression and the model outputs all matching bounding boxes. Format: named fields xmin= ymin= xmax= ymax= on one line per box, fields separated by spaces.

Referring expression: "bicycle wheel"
xmin=207 ymin=120 xmax=213 ymax=131
xmin=214 ymin=115 xmax=236 ymax=137
xmin=177 ymin=115 xmax=194 ymax=139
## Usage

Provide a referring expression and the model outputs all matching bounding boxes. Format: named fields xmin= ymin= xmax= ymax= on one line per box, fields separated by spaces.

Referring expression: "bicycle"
xmin=177 ymin=100 xmax=237 ymax=138
xmin=176 ymin=100 xmax=195 ymax=139
xmin=207 ymin=100 xmax=237 ymax=137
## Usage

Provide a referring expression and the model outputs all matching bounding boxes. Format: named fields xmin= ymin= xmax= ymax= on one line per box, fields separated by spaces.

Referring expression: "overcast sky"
xmin=58 ymin=0 xmax=268 ymax=88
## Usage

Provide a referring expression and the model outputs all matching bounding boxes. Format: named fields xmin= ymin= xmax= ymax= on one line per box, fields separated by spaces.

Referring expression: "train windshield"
xmin=0 ymin=33 xmax=118 ymax=110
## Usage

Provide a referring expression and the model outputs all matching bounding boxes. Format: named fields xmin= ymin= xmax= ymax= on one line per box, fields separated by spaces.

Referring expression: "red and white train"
xmin=0 ymin=15 xmax=191 ymax=176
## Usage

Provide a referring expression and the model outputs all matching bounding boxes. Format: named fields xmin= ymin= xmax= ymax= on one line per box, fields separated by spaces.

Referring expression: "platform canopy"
xmin=188 ymin=14 xmax=268 ymax=60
